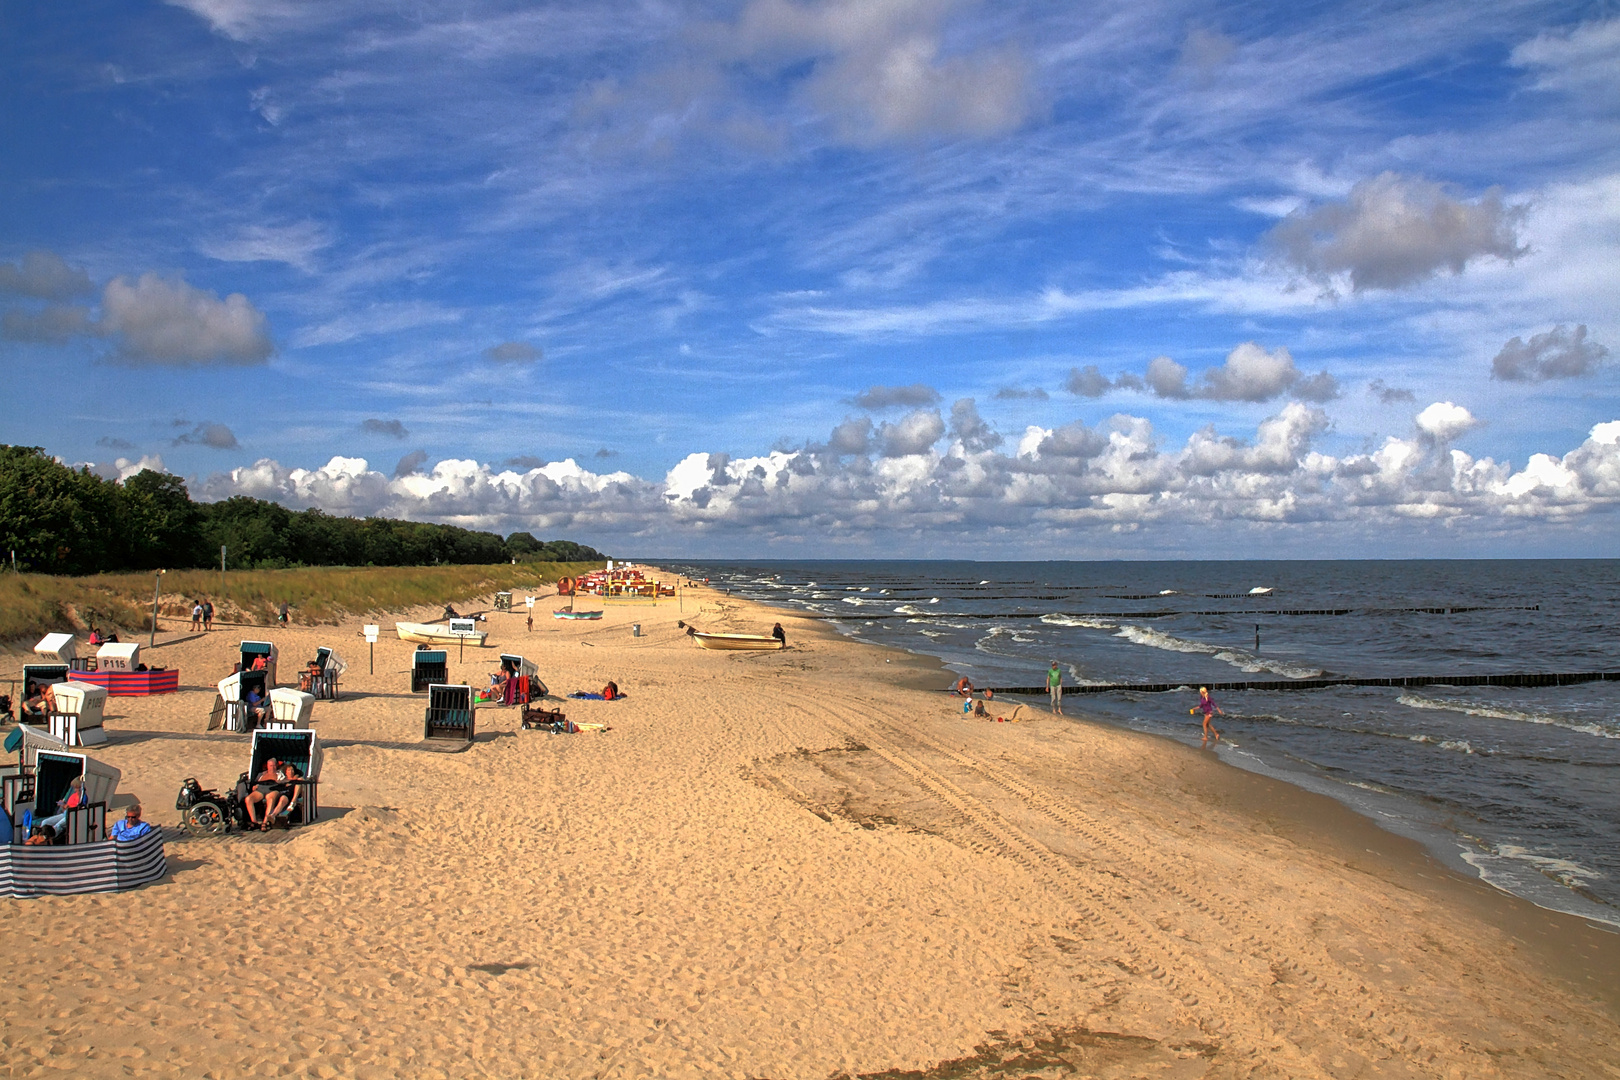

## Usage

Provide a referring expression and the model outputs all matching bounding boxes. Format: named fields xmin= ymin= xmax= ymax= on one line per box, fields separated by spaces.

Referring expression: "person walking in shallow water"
xmin=1192 ymin=686 xmax=1223 ymax=742
xmin=1047 ymin=661 xmax=1063 ymax=715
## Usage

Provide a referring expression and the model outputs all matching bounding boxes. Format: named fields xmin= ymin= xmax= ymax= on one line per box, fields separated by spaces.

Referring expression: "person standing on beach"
xmin=191 ymin=602 xmax=203 ymax=632
xmin=1047 ymin=661 xmax=1063 ymax=715
xmin=1191 ymin=686 xmax=1222 ymax=742
xmin=202 ymin=599 xmax=214 ymax=632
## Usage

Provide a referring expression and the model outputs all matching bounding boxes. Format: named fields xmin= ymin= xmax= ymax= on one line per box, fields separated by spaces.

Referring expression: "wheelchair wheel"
xmin=185 ymin=801 xmax=229 ymax=834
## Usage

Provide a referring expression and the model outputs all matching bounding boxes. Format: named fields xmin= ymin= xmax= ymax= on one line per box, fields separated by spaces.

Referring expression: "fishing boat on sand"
xmin=690 ymin=631 xmax=784 ymax=651
xmin=553 ymin=610 xmax=604 ymax=621
xmin=395 ymin=621 xmax=489 ymax=646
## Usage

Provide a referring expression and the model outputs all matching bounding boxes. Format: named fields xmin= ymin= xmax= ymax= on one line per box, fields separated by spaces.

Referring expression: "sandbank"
xmin=0 ymin=575 xmax=1615 ymax=1079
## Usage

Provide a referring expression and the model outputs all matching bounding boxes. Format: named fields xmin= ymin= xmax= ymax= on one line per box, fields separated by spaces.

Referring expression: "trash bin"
xmin=632 ymin=623 xmax=641 ymax=638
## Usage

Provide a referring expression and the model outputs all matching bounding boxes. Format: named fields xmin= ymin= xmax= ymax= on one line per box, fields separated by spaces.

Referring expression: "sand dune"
xmin=1 ymin=580 xmax=1615 ymax=1078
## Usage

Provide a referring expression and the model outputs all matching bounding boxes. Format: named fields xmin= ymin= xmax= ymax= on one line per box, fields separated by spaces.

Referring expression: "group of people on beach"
xmin=189 ymin=600 xmax=216 ymax=632
xmin=953 ymin=662 xmax=1226 ymax=743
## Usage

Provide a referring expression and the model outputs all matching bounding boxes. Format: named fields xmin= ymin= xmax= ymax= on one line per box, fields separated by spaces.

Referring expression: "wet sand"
xmin=0 ymin=578 xmax=1615 ymax=1078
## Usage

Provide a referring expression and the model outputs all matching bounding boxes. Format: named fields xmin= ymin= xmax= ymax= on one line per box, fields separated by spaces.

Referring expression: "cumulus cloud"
xmin=1368 ymin=378 xmax=1415 ymax=404
xmin=101 ymin=273 xmax=273 ymax=365
xmin=0 ymin=251 xmax=94 ymax=300
xmin=948 ymin=399 xmax=1001 ymax=452
xmin=1491 ymin=324 xmax=1610 ymax=381
xmin=879 ymin=408 xmax=946 ymax=456
xmin=1065 ymin=365 xmax=1114 ymax=398
xmin=484 ymin=341 xmax=543 ymax=364
xmin=89 ymin=455 xmax=169 ymax=483
xmin=361 ymin=418 xmax=410 ymax=439
xmin=1264 ymin=172 xmax=1526 ymax=291
xmin=851 ymin=383 xmax=941 ymax=409
xmin=1141 ymin=343 xmax=1338 ymax=403
xmin=192 ymin=407 xmax=1620 ymax=546
xmin=173 ymin=422 xmax=240 ymax=450
xmin=1415 ymin=402 xmax=1478 ymax=443
xmin=96 ymin=436 xmax=137 ymax=451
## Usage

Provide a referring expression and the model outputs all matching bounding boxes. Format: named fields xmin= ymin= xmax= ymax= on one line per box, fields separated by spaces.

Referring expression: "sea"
xmin=667 ymin=559 xmax=1620 ymax=929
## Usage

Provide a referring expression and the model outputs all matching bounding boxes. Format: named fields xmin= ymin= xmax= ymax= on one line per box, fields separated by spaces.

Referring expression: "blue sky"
xmin=2 ymin=0 xmax=1618 ymax=558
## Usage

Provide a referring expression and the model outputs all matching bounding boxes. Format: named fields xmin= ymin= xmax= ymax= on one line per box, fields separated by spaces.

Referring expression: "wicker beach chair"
xmin=424 ymin=684 xmax=475 ymax=742
xmin=216 ymin=670 xmax=270 ymax=732
xmin=48 ymin=681 xmax=109 ymax=747
xmin=311 ymin=647 xmax=346 ymax=700
xmin=248 ymin=729 xmax=322 ymax=825
xmin=411 ymin=650 xmax=448 ymax=693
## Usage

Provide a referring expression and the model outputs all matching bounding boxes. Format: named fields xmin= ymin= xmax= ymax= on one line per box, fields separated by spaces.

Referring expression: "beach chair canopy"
xmin=23 ymin=664 xmax=70 ymax=691
xmin=268 ymin=688 xmax=315 ymax=728
xmin=34 ymin=750 xmax=121 ymax=816
xmin=240 ymin=641 xmax=278 ymax=686
xmin=314 ymin=647 xmax=347 ymax=676
xmin=498 ymin=654 xmax=538 ymax=678
xmin=96 ymin=642 xmax=140 ymax=671
xmin=52 ymin=682 xmax=108 ymax=722
xmin=34 ymin=633 xmax=77 ymax=664
xmin=217 ymin=669 xmax=269 ymax=702
xmin=413 ymin=650 xmax=447 ymax=667
xmin=3 ymin=725 xmax=69 ymax=768
xmin=250 ymin=728 xmax=322 ymax=782
xmin=410 ymin=650 xmax=448 ymax=693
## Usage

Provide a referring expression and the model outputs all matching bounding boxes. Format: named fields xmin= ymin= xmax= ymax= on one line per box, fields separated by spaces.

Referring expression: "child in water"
xmin=1191 ymin=686 xmax=1222 ymax=742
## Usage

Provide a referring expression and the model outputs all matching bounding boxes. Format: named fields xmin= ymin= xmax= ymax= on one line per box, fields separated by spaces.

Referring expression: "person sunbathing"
xmin=244 ymin=759 xmax=282 ymax=830
xmin=266 ymin=762 xmax=301 ymax=824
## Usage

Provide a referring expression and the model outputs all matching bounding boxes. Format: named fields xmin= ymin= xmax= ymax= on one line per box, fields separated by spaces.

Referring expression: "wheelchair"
xmin=175 ymin=775 xmax=247 ymax=834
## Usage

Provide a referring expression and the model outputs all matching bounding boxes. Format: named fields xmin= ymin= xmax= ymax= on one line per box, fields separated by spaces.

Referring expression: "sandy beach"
xmin=1 ymin=576 xmax=1616 ymax=1079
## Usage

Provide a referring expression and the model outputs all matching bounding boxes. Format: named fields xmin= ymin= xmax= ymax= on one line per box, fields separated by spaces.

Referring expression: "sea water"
xmin=670 ymin=560 xmax=1620 ymax=928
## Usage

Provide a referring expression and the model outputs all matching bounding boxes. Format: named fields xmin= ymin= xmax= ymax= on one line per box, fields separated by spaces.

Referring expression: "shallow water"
xmin=673 ymin=559 xmax=1620 ymax=927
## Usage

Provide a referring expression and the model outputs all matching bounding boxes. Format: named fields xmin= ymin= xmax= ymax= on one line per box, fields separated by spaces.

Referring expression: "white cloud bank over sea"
xmin=185 ymin=404 xmax=1620 ymax=558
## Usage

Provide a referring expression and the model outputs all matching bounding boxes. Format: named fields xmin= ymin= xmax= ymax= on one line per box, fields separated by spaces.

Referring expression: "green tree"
xmin=0 ymin=445 xmax=119 ymax=573
xmin=120 ymin=469 xmax=202 ymax=569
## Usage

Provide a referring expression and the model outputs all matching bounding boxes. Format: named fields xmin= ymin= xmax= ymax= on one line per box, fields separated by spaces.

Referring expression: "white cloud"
xmin=1491 ymin=324 xmax=1609 ymax=381
xmin=0 ymin=251 xmax=93 ymax=300
xmin=101 ymin=273 xmax=273 ymax=365
xmin=198 ymin=221 xmax=331 ymax=273
xmin=174 ymin=422 xmax=240 ymax=449
xmin=292 ymin=302 xmax=461 ymax=349
xmin=1264 ymin=172 xmax=1526 ymax=292
xmin=194 ymin=404 xmax=1620 ymax=549
xmin=1415 ymin=401 xmax=1478 ymax=442
xmin=1511 ymin=18 xmax=1620 ymax=100
xmin=1142 ymin=342 xmax=1338 ymax=403
xmin=878 ymin=408 xmax=946 ymax=456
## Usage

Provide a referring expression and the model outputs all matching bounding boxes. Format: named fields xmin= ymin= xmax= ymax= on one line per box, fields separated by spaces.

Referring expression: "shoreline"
xmin=745 ymin=588 xmax=1620 ymax=1011
xmin=730 ymin=580 xmax=1620 ymax=933
xmin=1 ymin=573 xmax=1615 ymax=1076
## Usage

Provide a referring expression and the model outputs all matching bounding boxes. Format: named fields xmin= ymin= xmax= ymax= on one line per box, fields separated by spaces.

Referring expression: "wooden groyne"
xmin=805 ymin=605 xmax=1539 ymax=621
xmin=988 ymin=671 xmax=1620 ymax=696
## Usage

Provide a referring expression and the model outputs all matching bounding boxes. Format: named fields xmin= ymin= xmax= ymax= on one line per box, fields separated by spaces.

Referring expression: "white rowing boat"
xmin=395 ymin=621 xmax=488 ymax=646
xmin=690 ymin=631 xmax=784 ymax=651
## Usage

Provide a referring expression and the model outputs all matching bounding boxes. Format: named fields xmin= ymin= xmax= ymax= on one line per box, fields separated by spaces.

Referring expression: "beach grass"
xmin=0 ymin=562 xmax=602 ymax=643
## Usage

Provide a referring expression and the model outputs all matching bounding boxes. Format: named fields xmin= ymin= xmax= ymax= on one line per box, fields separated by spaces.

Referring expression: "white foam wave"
xmin=894 ymin=604 xmax=924 ymax=615
xmin=1040 ymin=614 xmax=1117 ymax=629
xmin=1249 ymin=586 xmax=1274 ymax=595
xmin=1398 ymin=694 xmax=1620 ymax=740
xmin=929 ymin=597 xmax=940 ymax=604
xmin=1115 ymin=625 xmax=1324 ymax=679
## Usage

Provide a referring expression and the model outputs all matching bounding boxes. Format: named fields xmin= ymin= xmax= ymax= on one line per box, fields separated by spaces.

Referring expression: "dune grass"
xmin=0 ymin=562 xmax=603 ymax=644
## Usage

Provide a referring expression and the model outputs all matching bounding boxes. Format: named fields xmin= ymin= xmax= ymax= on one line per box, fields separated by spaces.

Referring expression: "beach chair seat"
xmin=425 ymin=684 xmax=475 ymax=741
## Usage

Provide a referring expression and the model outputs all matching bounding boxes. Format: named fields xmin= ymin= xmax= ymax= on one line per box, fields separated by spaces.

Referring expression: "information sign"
xmin=448 ymin=619 xmax=479 ymax=637
xmin=363 ymin=624 xmax=380 ymax=643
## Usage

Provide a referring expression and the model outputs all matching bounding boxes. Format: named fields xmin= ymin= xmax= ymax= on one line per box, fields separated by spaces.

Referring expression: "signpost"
xmin=363 ymin=624 xmax=380 ymax=674
xmin=449 ymin=618 xmax=478 ymax=662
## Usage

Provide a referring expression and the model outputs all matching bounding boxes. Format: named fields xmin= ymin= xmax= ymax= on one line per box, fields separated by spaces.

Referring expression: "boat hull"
xmin=395 ymin=622 xmax=488 ymax=646
xmin=691 ymin=632 xmax=784 ymax=651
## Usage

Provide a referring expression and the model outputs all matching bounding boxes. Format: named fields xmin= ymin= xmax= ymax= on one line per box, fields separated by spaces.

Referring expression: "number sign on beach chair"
xmin=424 ymin=684 xmax=475 ymax=742
xmin=48 ymin=681 xmax=109 ymax=747
xmin=411 ymin=650 xmax=448 ymax=693
xmin=248 ymin=729 xmax=323 ymax=825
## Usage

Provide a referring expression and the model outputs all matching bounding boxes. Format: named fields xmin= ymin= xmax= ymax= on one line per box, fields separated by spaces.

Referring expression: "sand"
xmin=1 ymin=577 xmax=1616 ymax=1079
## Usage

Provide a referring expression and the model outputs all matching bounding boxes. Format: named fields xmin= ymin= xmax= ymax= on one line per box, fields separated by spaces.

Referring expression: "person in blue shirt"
xmin=110 ymin=804 xmax=153 ymax=842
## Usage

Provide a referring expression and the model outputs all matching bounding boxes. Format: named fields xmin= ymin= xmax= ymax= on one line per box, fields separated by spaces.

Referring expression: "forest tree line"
xmin=0 ymin=445 xmax=606 ymax=575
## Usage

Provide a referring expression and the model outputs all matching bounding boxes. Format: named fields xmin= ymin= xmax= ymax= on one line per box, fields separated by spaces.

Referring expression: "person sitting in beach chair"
xmin=244 ymin=686 xmax=270 ymax=730
xmin=243 ymin=758 xmax=284 ymax=830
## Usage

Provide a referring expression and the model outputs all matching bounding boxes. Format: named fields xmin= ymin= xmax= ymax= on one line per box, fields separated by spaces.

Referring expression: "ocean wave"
xmin=1040 ymin=614 xmax=1118 ymax=629
xmin=1398 ymin=694 xmax=1620 ymax=740
xmin=894 ymin=604 xmax=924 ymax=615
xmin=841 ymin=596 xmax=879 ymax=606
xmin=1114 ymin=625 xmax=1324 ymax=679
